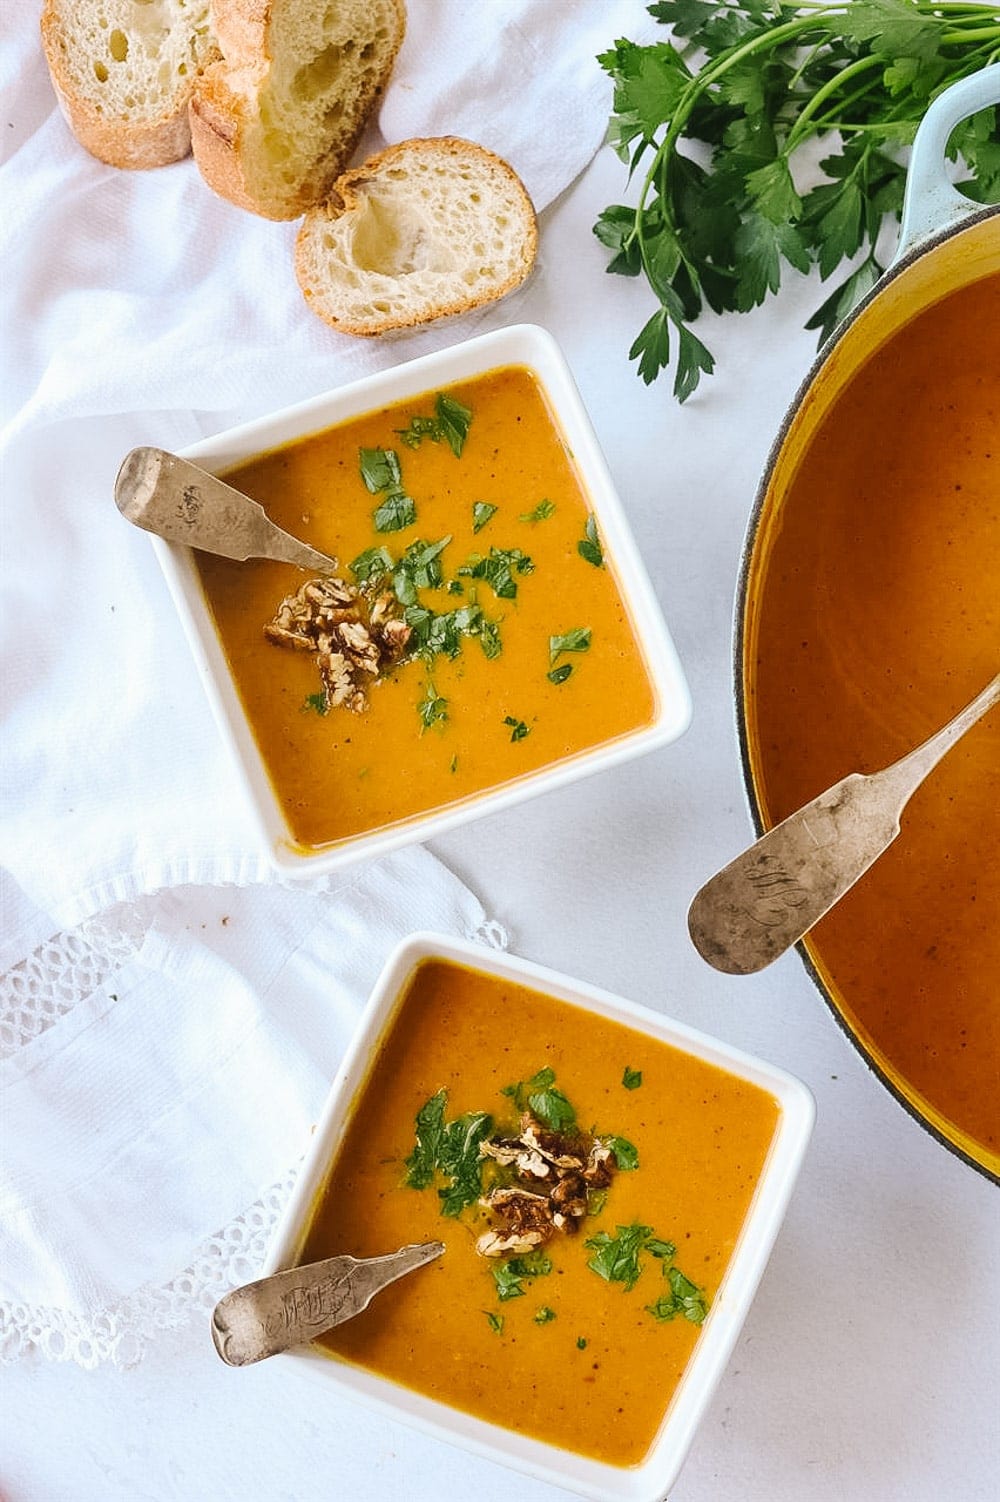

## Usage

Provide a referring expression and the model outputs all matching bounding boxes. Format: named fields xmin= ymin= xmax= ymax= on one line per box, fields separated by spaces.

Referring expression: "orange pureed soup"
xmin=196 ymin=366 xmax=655 ymax=849
xmin=747 ymin=272 xmax=1000 ymax=1170
xmin=296 ymin=959 xmax=781 ymax=1467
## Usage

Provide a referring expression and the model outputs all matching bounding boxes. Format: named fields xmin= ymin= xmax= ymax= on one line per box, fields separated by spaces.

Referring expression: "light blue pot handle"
xmin=894 ymin=62 xmax=1000 ymax=261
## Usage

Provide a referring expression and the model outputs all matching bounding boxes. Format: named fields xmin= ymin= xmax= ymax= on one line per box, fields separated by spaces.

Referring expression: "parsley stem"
xmin=784 ymin=54 xmax=884 ymax=153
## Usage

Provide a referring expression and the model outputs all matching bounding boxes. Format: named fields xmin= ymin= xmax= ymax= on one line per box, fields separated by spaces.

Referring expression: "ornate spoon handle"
xmin=688 ymin=673 xmax=1000 ymax=975
xmin=115 ymin=446 xmax=338 ymax=573
xmin=211 ymin=1241 xmax=445 ymax=1367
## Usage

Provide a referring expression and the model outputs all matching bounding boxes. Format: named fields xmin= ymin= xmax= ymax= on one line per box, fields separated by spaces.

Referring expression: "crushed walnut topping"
xmin=475 ymin=1111 xmax=620 ymax=1257
xmin=264 ymin=576 xmax=411 ymax=712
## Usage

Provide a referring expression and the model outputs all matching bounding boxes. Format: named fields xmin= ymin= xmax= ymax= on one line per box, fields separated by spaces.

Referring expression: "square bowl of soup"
xmin=151 ymin=324 xmax=690 ymax=872
xmin=259 ymin=933 xmax=814 ymax=1501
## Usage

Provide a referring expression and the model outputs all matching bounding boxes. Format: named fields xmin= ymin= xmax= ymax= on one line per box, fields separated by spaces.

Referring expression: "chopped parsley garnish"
xmin=405 ymin=600 xmax=502 ymax=665
xmin=646 ymin=1268 xmax=709 ymax=1326
xmin=622 ymin=1066 xmax=643 ymax=1090
xmin=418 ymin=682 xmax=448 ymax=732
xmin=603 ymin=1135 xmax=639 ymax=1172
xmin=479 ymin=619 xmax=502 ymax=660
xmin=576 ymin=1337 xmax=588 ymax=1350
xmin=501 ymin=1065 xmax=577 ymax=1132
xmin=547 ymin=664 xmax=573 ymax=686
xmin=405 ymin=1089 xmax=494 ymax=1217
xmin=436 ymin=1111 xmax=494 ymax=1216
xmin=492 ymin=1262 xmax=526 ymax=1301
xmin=585 ymin=1223 xmax=654 ymax=1291
xmin=578 ymin=514 xmax=604 ymax=568
xmin=550 ymin=627 xmax=592 ymax=664
xmin=373 ymin=492 xmax=417 ymax=533
xmin=458 ymin=546 xmax=534 ymax=600
xmin=396 ymin=393 xmax=473 ymax=458
xmin=534 ymin=1306 xmax=557 ymax=1325
xmin=484 ymin=1311 xmax=504 ymax=1335
xmin=449 ymin=754 xmax=458 ymax=773
xmin=302 ymin=691 xmax=329 ymax=716
xmin=358 ymin=446 xmax=402 ymax=494
xmin=403 ymin=1088 xmax=447 ymax=1190
xmin=504 ymin=716 xmax=530 ymax=742
xmin=519 ymin=499 xmax=555 ymax=523
xmin=392 ymin=536 xmax=451 ymax=605
xmin=348 ymin=545 xmax=393 ymax=587
xmin=472 ymin=500 xmax=498 ymax=533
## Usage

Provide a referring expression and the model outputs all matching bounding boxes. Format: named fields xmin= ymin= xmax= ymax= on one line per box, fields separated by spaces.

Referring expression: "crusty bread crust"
xmin=40 ymin=3 xmax=216 ymax=170
xmin=189 ymin=0 xmax=406 ymax=221
xmin=295 ymin=137 xmax=538 ymax=336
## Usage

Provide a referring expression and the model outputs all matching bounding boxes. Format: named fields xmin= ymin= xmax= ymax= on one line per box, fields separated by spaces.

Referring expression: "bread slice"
xmin=295 ymin=138 xmax=538 ymax=335
xmin=189 ymin=0 xmax=406 ymax=221
xmin=40 ymin=0 xmax=217 ymax=170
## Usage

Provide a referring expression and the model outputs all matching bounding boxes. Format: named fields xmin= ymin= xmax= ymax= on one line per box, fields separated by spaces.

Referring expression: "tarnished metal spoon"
xmin=211 ymin=1241 xmax=445 ymax=1367
xmin=114 ymin=446 xmax=338 ymax=572
xmin=688 ymin=671 xmax=1000 ymax=975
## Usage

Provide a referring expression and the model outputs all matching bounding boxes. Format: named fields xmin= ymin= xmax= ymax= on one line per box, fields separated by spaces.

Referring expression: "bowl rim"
xmin=151 ymin=322 xmax=692 ymax=875
xmin=263 ymin=931 xmax=815 ymax=1502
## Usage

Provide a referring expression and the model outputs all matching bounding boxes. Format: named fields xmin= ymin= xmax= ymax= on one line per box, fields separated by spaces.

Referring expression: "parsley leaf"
xmin=519 ymin=499 xmax=555 ymax=523
xmin=647 ymin=1266 xmax=710 ymax=1325
xmin=435 ymin=393 xmax=474 ymax=457
xmin=373 ymin=492 xmax=417 ymax=533
xmin=578 ymin=514 xmax=604 ymax=569
xmin=622 ymin=1066 xmax=642 ymax=1090
xmin=404 ymin=1089 xmax=447 ymax=1190
xmin=492 ymin=1250 xmax=553 ymax=1302
xmin=392 ymin=536 xmax=451 ymax=606
xmin=534 ymin=1306 xmax=557 ymax=1325
xmin=395 ymin=393 xmax=473 ymax=456
xmin=458 ymin=547 xmax=534 ymax=600
xmin=484 ymin=1311 xmax=504 ymax=1335
xmin=492 ymin=1262 xmax=526 ymax=1301
xmin=418 ymin=682 xmax=448 ymax=732
xmin=549 ymin=627 xmax=592 ymax=664
xmin=472 ymin=500 xmax=498 ymax=533
xmin=501 ymin=1067 xmax=576 ymax=1132
xmin=349 ymin=546 xmax=393 ymax=587
xmin=585 ymin=1223 xmax=654 ymax=1291
xmin=302 ymin=691 xmax=329 ymax=716
xmin=547 ymin=664 xmax=573 ymax=685
xmin=576 ymin=1336 xmax=588 ymax=1350
xmin=437 ymin=1110 xmax=493 ymax=1216
xmin=602 ymin=1135 xmax=639 ymax=1172
xmin=359 ymin=447 xmax=402 ymax=494
xmin=503 ymin=716 xmax=530 ymax=742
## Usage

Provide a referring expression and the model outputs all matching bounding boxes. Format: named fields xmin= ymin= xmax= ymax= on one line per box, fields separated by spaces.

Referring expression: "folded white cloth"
xmin=0 ymin=0 xmax=656 ymax=1366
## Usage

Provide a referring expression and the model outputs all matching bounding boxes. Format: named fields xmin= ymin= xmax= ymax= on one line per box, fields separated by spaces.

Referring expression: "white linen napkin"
xmin=0 ymin=0 xmax=656 ymax=1366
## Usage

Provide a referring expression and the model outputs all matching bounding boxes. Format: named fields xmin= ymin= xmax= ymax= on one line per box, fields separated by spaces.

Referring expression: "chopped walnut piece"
xmin=474 ymin=1110 xmax=620 ymax=1259
xmin=264 ymin=575 xmax=411 ymax=712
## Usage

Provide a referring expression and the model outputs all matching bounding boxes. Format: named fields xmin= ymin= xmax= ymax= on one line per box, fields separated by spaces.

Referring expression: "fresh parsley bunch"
xmin=595 ymin=0 xmax=1000 ymax=399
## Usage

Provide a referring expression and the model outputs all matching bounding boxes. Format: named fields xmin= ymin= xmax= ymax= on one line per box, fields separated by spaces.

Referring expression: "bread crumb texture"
xmin=190 ymin=0 xmax=406 ymax=219
xmin=295 ymin=137 xmax=538 ymax=335
xmin=41 ymin=0 xmax=216 ymax=168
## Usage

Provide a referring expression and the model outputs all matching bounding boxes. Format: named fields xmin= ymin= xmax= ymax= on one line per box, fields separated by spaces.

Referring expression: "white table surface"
xmin=4 ymin=143 xmax=998 ymax=1502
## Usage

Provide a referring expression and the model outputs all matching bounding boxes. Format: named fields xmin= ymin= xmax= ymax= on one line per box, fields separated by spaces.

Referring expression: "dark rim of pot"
xmin=733 ymin=202 xmax=1000 ymax=1188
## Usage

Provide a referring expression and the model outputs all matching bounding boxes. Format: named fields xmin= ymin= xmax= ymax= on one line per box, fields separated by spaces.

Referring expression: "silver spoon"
xmin=211 ymin=1240 xmax=445 ymax=1367
xmin=114 ymin=446 xmax=339 ymax=572
xmin=688 ymin=671 xmax=1000 ymax=976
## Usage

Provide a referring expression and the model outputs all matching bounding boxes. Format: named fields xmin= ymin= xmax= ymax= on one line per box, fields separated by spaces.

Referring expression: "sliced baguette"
xmin=189 ymin=0 xmax=406 ymax=221
xmin=295 ymin=138 xmax=538 ymax=336
xmin=40 ymin=0 xmax=217 ymax=170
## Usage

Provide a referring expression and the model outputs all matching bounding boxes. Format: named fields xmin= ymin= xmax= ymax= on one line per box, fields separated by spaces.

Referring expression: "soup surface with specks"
xmin=746 ymin=272 xmax=1000 ymax=1171
xmin=296 ymin=959 xmax=781 ymax=1467
xmin=196 ymin=366 xmax=655 ymax=850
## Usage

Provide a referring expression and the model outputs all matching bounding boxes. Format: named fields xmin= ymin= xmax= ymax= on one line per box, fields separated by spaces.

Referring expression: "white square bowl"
xmin=263 ymin=932 xmax=815 ymax=1502
xmin=151 ymin=323 xmax=691 ymax=874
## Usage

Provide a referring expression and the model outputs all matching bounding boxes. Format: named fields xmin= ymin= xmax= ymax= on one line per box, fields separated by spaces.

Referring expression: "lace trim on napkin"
xmin=0 ymin=1169 xmax=299 ymax=1369
xmin=0 ymin=900 xmax=507 ymax=1367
